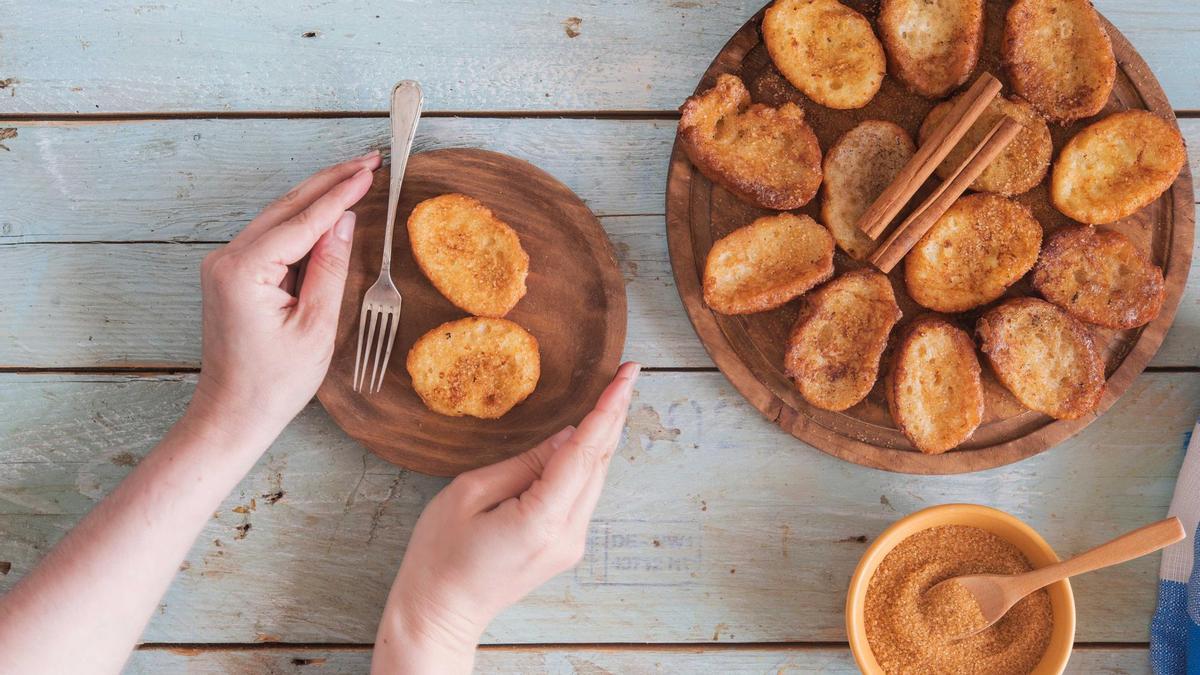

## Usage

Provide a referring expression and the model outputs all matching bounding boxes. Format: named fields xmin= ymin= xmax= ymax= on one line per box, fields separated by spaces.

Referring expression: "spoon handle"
xmin=1015 ymin=517 xmax=1185 ymax=596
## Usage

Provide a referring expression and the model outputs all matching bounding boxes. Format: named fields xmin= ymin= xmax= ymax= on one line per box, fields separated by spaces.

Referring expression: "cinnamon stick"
xmin=856 ymin=73 xmax=1002 ymax=240
xmin=868 ymin=116 xmax=1023 ymax=273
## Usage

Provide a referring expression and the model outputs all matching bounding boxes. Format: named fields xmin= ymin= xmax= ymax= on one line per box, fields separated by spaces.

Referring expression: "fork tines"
xmin=352 ymin=299 xmax=400 ymax=394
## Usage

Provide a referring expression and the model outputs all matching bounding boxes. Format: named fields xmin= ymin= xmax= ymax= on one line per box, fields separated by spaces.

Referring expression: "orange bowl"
xmin=846 ymin=504 xmax=1076 ymax=674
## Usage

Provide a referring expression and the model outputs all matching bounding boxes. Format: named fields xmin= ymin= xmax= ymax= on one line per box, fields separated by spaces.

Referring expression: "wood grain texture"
xmin=0 ymin=118 xmax=1195 ymax=369
xmin=0 ymin=1 xmax=1193 ymax=112
xmin=0 ymin=118 xmax=676 ymax=241
xmin=0 ymin=0 xmax=1193 ymax=661
xmin=0 ymin=222 xmax=698 ymax=370
xmin=122 ymin=645 xmax=1154 ymax=673
xmin=666 ymin=1 xmax=1195 ymax=474
xmin=5 ymin=118 xmax=1199 ymax=246
xmin=1 ymin=372 xmax=1193 ymax=643
xmin=317 ymin=150 xmax=625 ymax=475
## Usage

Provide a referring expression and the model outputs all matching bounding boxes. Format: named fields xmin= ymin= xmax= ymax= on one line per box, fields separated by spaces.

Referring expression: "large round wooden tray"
xmin=666 ymin=1 xmax=1194 ymax=474
xmin=319 ymin=149 xmax=627 ymax=476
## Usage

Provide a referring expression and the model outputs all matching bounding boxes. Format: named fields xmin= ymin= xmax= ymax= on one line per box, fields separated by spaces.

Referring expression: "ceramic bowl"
xmin=846 ymin=503 xmax=1076 ymax=674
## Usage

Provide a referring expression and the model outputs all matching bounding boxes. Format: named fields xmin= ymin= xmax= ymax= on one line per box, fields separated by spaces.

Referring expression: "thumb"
xmin=453 ymin=425 xmax=577 ymax=512
xmin=298 ymin=210 xmax=356 ymax=321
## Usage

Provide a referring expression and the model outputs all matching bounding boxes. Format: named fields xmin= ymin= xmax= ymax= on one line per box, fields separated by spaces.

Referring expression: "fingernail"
xmin=621 ymin=363 xmax=641 ymax=395
xmin=354 ymin=166 xmax=373 ymax=180
xmin=359 ymin=149 xmax=380 ymax=160
xmin=335 ymin=211 xmax=356 ymax=242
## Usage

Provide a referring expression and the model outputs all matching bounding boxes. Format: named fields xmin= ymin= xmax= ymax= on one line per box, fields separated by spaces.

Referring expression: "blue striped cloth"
xmin=1151 ymin=423 xmax=1200 ymax=674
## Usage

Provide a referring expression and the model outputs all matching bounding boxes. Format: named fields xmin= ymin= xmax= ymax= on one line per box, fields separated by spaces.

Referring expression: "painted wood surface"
xmin=0 ymin=118 xmax=676 ymax=238
xmin=1 ymin=1 xmax=1196 ymax=113
xmin=0 ymin=228 xmax=696 ymax=370
xmin=4 ymin=118 xmax=1197 ymax=244
xmin=122 ymin=645 xmax=1154 ymax=674
xmin=2 ymin=0 xmax=1197 ymax=663
xmin=0 ymin=119 xmax=1196 ymax=369
xmin=2 ymin=372 xmax=1194 ymax=644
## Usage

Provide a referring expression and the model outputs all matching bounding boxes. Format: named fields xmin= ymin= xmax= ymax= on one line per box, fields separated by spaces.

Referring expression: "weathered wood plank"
xmin=1 ymin=372 xmax=1193 ymax=643
xmin=2 ymin=237 xmax=1190 ymax=370
xmin=0 ymin=119 xmax=676 ymax=239
xmin=1 ymin=119 xmax=1197 ymax=368
xmin=122 ymin=645 xmax=1153 ymax=674
xmin=0 ymin=226 xmax=699 ymax=369
xmin=4 ymin=119 xmax=1198 ymax=244
xmin=2 ymin=1 xmax=1196 ymax=113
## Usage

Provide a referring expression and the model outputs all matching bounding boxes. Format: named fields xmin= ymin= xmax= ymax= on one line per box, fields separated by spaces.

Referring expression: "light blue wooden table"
xmin=1 ymin=2 xmax=1197 ymax=672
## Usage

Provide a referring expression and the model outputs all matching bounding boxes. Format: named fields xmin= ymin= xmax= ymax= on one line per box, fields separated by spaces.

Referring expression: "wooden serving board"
xmin=666 ymin=1 xmax=1195 ymax=474
xmin=318 ymin=149 xmax=626 ymax=476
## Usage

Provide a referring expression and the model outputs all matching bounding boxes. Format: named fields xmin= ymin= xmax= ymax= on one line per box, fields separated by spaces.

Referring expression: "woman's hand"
xmin=372 ymin=362 xmax=641 ymax=674
xmin=191 ymin=151 xmax=380 ymax=441
xmin=0 ymin=153 xmax=383 ymax=675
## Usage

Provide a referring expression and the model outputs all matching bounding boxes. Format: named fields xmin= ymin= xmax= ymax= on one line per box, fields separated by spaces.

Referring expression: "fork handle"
xmin=381 ymin=81 xmax=424 ymax=274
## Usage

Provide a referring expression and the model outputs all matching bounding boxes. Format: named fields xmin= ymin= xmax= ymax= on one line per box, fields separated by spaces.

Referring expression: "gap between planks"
xmin=0 ymin=366 xmax=726 ymax=375
xmin=0 ymin=109 xmax=1196 ymax=125
xmin=0 ymin=366 xmax=1194 ymax=375
xmin=0 ymin=111 xmax=682 ymax=124
xmin=133 ymin=641 xmax=1150 ymax=653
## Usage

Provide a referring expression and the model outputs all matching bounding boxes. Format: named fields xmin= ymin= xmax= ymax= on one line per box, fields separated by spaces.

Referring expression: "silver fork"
xmin=353 ymin=81 xmax=424 ymax=394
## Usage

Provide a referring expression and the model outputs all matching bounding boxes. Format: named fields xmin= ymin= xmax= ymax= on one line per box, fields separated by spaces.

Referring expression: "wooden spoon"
xmin=929 ymin=517 xmax=1185 ymax=639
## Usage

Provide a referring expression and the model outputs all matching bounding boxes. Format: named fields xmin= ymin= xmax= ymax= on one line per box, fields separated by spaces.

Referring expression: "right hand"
xmin=373 ymin=362 xmax=641 ymax=673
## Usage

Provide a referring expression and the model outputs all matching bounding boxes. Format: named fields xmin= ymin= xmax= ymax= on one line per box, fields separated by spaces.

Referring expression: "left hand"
xmin=191 ymin=151 xmax=380 ymax=437
xmin=0 ymin=151 xmax=382 ymax=675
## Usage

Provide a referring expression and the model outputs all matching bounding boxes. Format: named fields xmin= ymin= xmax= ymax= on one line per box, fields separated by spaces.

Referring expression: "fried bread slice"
xmin=976 ymin=297 xmax=1104 ymax=420
xmin=1051 ymin=110 xmax=1187 ymax=225
xmin=919 ymin=94 xmax=1052 ymax=196
xmin=905 ymin=193 xmax=1043 ymax=313
xmin=1002 ymin=0 xmax=1115 ymax=123
xmin=678 ymin=74 xmax=823 ymax=210
xmin=703 ymin=213 xmax=835 ymax=315
xmin=887 ymin=316 xmax=984 ymax=454
xmin=879 ymin=0 xmax=983 ymax=99
xmin=785 ymin=270 xmax=901 ymax=411
xmin=763 ymin=0 xmax=886 ymax=110
xmin=406 ymin=317 xmax=540 ymax=419
xmin=408 ymin=193 xmax=529 ymax=318
xmin=1032 ymin=225 xmax=1165 ymax=329
xmin=821 ymin=120 xmax=916 ymax=260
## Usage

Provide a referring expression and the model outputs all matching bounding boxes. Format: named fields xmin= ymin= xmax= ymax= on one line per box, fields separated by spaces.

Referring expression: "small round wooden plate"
xmin=666 ymin=1 xmax=1195 ymax=474
xmin=318 ymin=149 xmax=627 ymax=476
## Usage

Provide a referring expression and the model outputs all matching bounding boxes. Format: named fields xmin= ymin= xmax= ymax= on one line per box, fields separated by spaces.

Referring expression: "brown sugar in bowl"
xmin=846 ymin=504 xmax=1076 ymax=674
